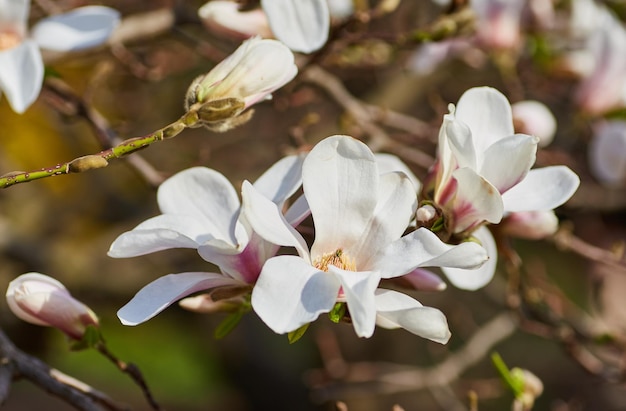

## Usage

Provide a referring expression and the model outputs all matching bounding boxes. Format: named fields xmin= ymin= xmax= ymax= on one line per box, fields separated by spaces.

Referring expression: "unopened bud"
xmin=501 ymin=210 xmax=558 ymax=240
xmin=6 ymin=273 xmax=99 ymax=340
xmin=416 ymin=204 xmax=437 ymax=223
xmin=512 ymin=100 xmax=557 ymax=148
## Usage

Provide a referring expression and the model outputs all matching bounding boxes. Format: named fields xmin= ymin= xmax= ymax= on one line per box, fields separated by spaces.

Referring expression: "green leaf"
xmin=214 ymin=311 xmax=244 ymax=339
xmin=491 ymin=352 xmax=525 ymax=397
xmin=69 ymin=325 xmax=103 ymax=351
xmin=287 ymin=323 xmax=310 ymax=344
xmin=329 ymin=302 xmax=346 ymax=323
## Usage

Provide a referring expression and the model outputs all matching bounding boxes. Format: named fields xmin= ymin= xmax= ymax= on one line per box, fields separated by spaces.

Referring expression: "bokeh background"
xmin=1 ymin=1 xmax=625 ymax=410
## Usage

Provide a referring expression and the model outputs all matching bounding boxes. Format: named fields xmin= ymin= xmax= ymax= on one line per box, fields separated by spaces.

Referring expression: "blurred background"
xmin=1 ymin=0 xmax=626 ymax=410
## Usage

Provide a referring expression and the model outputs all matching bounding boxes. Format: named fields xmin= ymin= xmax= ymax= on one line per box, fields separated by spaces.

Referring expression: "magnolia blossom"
xmin=6 ymin=273 xmax=99 ymax=340
xmin=0 ymin=1 xmax=119 ymax=113
xmin=471 ymin=0 xmax=525 ymax=50
xmin=109 ymin=155 xmax=306 ymax=326
xmin=426 ymin=87 xmax=579 ymax=289
xmin=589 ymin=120 xmax=626 ymax=186
xmin=185 ymin=36 xmax=297 ymax=112
xmin=243 ymin=135 xmax=488 ymax=340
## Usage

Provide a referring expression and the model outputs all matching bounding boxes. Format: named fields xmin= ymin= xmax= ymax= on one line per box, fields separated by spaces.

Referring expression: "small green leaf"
xmin=430 ymin=217 xmax=445 ymax=232
xmin=214 ymin=310 xmax=244 ymax=339
xmin=70 ymin=325 xmax=103 ymax=351
xmin=329 ymin=302 xmax=346 ymax=323
xmin=288 ymin=323 xmax=310 ymax=344
xmin=491 ymin=352 xmax=525 ymax=397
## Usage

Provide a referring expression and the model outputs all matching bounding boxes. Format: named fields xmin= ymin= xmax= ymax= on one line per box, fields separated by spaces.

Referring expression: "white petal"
xmin=445 ymin=116 xmax=477 ymax=170
xmin=442 ymin=226 xmax=497 ymax=290
xmin=305 ymin=136 xmax=379 ymax=259
xmin=252 ymin=153 xmax=304 ymax=206
xmin=117 ymin=272 xmax=240 ymax=326
xmin=241 ymin=181 xmax=310 ymax=260
xmin=375 ymin=289 xmax=451 ymax=344
xmin=375 ymin=153 xmax=422 ymax=193
xmin=158 ymin=167 xmax=240 ymax=245
xmin=251 ymin=256 xmax=339 ymax=333
xmin=262 ymin=0 xmax=329 ymax=53
xmin=0 ymin=0 xmax=29 ymax=34
xmin=0 ymin=40 xmax=43 ymax=113
xmin=451 ymin=167 xmax=504 ymax=232
xmin=284 ymin=193 xmax=311 ymax=226
xmin=330 ymin=267 xmax=380 ymax=338
xmin=455 ymin=87 xmax=515 ymax=154
xmin=589 ymin=121 xmax=626 ymax=186
xmin=31 ymin=6 xmax=120 ymax=51
xmin=372 ymin=228 xmax=488 ymax=278
xmin=512 ymin=100 xmax=557 ymax=147
xmin=501 ymin=166 xmax=580 ymax=213
xmin=479 ymin=134 xmax=538 ymax=193
xmin=395 ymin=268 xmax=447 ymax=291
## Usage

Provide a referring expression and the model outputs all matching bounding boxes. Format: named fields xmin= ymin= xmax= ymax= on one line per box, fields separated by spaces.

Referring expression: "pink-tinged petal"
xmin=375 ymin=289 xmax=451 ymax=344
xmin=512 ymin=100 xmax=557 ymax=148
xmin=251 ymin=256 xmax=339 ymax=334
xmin=479 ymin=134 xmax=538 ymax=193
xmin=6 ymin=273 xmax=70 ymax=326
xmin=330 ymin=267 xmax=380 ymax=338
xmin=0 ymin=0 xmax=29 ymax=34
xmin=261 ymin=0 xmax=329 ymax=53
xmin=158 ymin=167 xmax=240 ymax=245
xmin=241 ymin=181 xmax=310 ymax=260
xmin=589 ymin=121 xmax=626 ymax=186
xmin=305 ymin=136 xmax=379 ymax=259
xmin=253 ymin=153 xmax=304 ymax=206
xmin=445 ymin=115 xmax=477 ymax=170
xmin=117 ymin=272 xmax=240 ymax=326
xmin=501 ymin=210 xmax=559 ymax=240
xmin=352 ymin=172 xmax=417 ymax=266
xmin=108 ymin=214 xmax=214 ymax=257
xmin=501 ymin=166 xmax=580 ymax=213
xmin=371 ymin=228 xmax=488 ymax=278
xmin=0 ymin=40 xmax=43 ymax=113
xmin=31 ymin=6 xmax=120 ymax=52
xmin=442 ymin=226 xmax=497 ymax=290
xmin=452 ymin=167 xmax=503 ymax=233
xmin=455 ymin=87 xmax=515 ymax=153
xmin=375 ymin=153 xmax=422 ymax=193
xmin=395 ymin=268 xmax=447 ymax=291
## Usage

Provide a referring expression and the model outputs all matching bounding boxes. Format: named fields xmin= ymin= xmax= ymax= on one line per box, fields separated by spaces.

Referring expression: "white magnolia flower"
xmin=0 ymin=1 xmax=120 ymax=113
xmin=109 ymin=155 xmax=306 ymax=326
xmin=6 ymin=272 xmax=99 ymax=340
xmin=429 ymin=87 xmax=579 ymax=289
xmin=243 ymin=135 xmax=488 ymax=340
xmin=589 ymin=120 xmax=626 ymax=186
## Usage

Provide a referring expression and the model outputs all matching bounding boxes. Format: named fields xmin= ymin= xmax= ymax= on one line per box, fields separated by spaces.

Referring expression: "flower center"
xmin=314 ymin=249 xmax=356 ymax=272
xmin=0 ymin=30 xmax=21 ymax=51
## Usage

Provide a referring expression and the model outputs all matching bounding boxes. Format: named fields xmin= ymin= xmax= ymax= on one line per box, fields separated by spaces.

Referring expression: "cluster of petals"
xmin=0 ymin=0 xmax=120 ymax=113
xmin=108 ymin=155 xmax=306 ymax=326
xmin=198 ymin=0 xmax=333 ymax=53
xmin=6 ymin=272 xmax=99 ymax=340
xmin=243 ymin=135 xmax=489 ymax=340
xmin=427 ymin=87 xmax=580 ymax=289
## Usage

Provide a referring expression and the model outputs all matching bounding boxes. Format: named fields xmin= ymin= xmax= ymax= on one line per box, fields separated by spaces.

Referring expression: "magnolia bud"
xmin=500 ymin=210 xmax=559 ymax=240
xmin=6 ymin=273 xmax=99 ymax=340
xmin=512 ymin=100 xmax=557 ymax=148
xmin=198 ymin=1 xmax=272 ymax=40
xmin=589 ymin=120 xmax=626 ymax=186
xmin=184 ymin=36 xmax=297 ymax=112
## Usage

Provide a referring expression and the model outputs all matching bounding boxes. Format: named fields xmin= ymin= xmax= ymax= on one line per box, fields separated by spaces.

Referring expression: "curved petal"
xmin=451 ymin=167 xmax=504 ymax=233
xmin=371 ymin=228 xmax=488 ymax=278
xmin=0 ymin=40 xmax=43 ymax=113
xmin=352 ymin=172 xmax=417 ymax=265
xmin=392 ymin=268 xmax=447 ymax=291
xmin=6 ymin=272 xmax=70 ymax=326
xmin=284 ymin=194 xmax=311 ymax=226
xmin=158 ymin=167 xmax=240 ymax=245
xmin=442 ymin=226 xmax=497 ymax=290
xmin=253 ymin=153 xmax=304 ymax=206
xmin=375 ymin=289 xmax=451 ymax=344
xmin=117 ymin=272 xmax=241 ymax=326
xmin=251 ymin=255 xmax=339 ymax=334
xmin=501 ymin=166 xmax=580 ymax=212
xmin=455 ymin=87 xmax=515 ymax=154
xmin=31 ymin=6 xmax=120 ymax=51
xmin=241 ymin=181 xmax=310 ymax=260
xmin=479 ymin=134 xmax=538 ymax=193
xmin=262 ymin=0 xmax=329 ymax=53
xmin=330 ymin=267 xmax=380 ymax=338
xmin=375 ymin=153 xmax=422 ymax=193
xmin=445 ymin=116 xmax=477 ymax=170
xmin=305 ymin=136 xmax=379 ymax=259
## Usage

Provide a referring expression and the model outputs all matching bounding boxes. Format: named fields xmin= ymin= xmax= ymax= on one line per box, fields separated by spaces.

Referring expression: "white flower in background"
xmin=500 ymin=210 xmax=559 ymax=240
xmin=589 ymin=120 xmax=626 ymax=186
xmin=0 ymin=1 xmax=120 ymax=113
xmin=261 ymin=0 xmax=329 ymax=53
xmin=198 ymin=1 xmax=273 ymax=40
xmin=186 ymin=36 xmax=297 ymax=110
xmin=109 ymin=155 xmax=306 ymax=326
xmin=471 ymin=0 xmax=525 ymax=50
xmin=427 ymin=87 xmax=579 ymax=290
xmin=243 ymin=135 xmax=488 ymax=340
xmin=6 ymin=272 xmax=99 ymax=340
xmin=512 ymin=100 xmax=557 ymax=147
